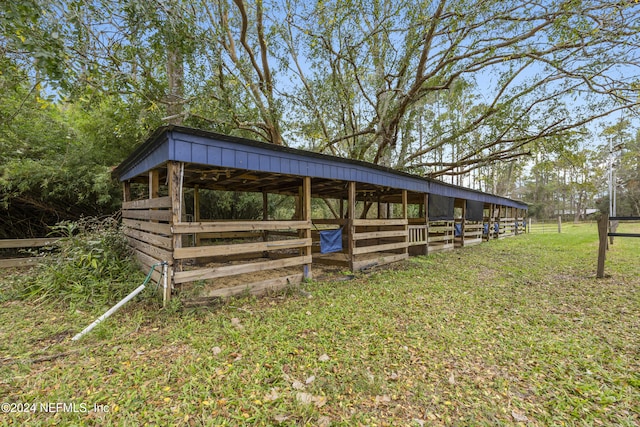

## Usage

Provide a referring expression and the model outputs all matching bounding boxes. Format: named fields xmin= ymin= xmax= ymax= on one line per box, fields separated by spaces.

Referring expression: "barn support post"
xmin=122 ymin=181 xmax=131 ymax=203
xmin=193 ymin=185 xmax=200 ymax=246
xmin=461 ymin=200 xmax=467 ymax=247
xmin=402 ymin=190 xmax=408 ymax=258
xmin=424 ymin=193 xmax=429 ymax=255
xmin=302 ymin=176 xmax=312 ymax=280
xmin=166 ymin=161 xmax=183 ymax=306
xmin=348 ymin=181 xmax=356 ymax=272
xmin=149 ymin=169 xmax=159 ymax=199
xmin=486 ymin=203 xmax=493 ymax=242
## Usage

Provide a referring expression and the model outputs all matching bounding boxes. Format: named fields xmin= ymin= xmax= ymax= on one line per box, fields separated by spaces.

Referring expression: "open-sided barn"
xmin=113 ymin=126 xmax=527 ymax=305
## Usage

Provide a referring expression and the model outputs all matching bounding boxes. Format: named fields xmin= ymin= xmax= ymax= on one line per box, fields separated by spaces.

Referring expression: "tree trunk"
xmin=166 ymin=46 xmax=185 ymax=125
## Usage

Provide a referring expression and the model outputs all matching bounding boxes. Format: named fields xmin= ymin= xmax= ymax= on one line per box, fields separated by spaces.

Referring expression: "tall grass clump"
xmin=18 ymin=217 xmax=146 ymax=306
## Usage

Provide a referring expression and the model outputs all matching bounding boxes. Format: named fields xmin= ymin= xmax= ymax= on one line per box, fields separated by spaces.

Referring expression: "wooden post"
xmin=596 ymin=214 xmax=608 ymax=278
xmin=348 ymin=181 xmax=356 ymax=272
xmin=149 ymin=170 xmax=159 ymax=199
xmin=261 ymin=190 xmax=269 ymax=246
xmin=424 ymin=193 xmax=429 ymax=255
xmin=302 ymin=177 xmax=312 ymax=280
xmin=193 ymin=185 xmax=200 ymax=222
xmin=402 ymin=190 xmax=408 ymax=257
xmin=166 ymin=161 xmax=183 ymax=306
xmin=461 ymin=200 xmax=467 ymax=247
xmin=193 ymin=185 xmax=200 ymax=246
xmin=557 ymin=215 xmax=562 ymax=233
xmin=122 ymin=181 xmax=131 ymax=203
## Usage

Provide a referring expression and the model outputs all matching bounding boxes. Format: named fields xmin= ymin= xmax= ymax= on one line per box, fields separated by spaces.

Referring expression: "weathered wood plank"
xmin=352 ymin=241 xmax=408 ymax=255
xmin=197 ymin=231 xmax=264 ymax=240
xmin=174 ymin=255 xmax=311 ymax=284
xmin=352 ymin=219 xmax=408 ymax=226
xmin=427 ymin=226 xmax=454 ymax=232
xmin=124 ymin=228 xmax=173 ymax=250
xmin=172 ymin=221 xmax=311 ymax=234
xmin=127 ymin=236 xmax=173 ymax=264
xmin=353 ymin=229 xmax=407 ymax=240
xmin=464 ymin=223 xmax=484 ymax=230
xmin=312 ymin=219 xmax=347 ymax=225
xmin=0 ymin=238 xmax=60 ymax=249
xmin=352 ymin=253 xmax=408 ymax=270
xmin=428 ymin=242 xmax=455 ymax=252
xmin=199 ymin=273 xmax=304 ymax=298
xmin=132 ymin=249 xmax=164 ymax=283
xmin=174 ymin=238 xmax=312 ymax=259
xmin=0 ymin=257 xmax=41 ymax=268
xmin=122 ymin=196 xmax=171 ymax=210
xmin=312 ymin=255 xmax=349 ymax=267
xmin=122 ymin=218 xmax=172 ymax=235
xmin=122 ymin=209 xmax=171 ymax=222
xmin=428 ymin=234 xmax=453 ymax=243
xmin=464 ymin=238 xmax=483 ymax=246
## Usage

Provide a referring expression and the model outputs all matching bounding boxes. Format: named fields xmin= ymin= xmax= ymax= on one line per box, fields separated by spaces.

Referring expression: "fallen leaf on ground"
xmin=263 ymin=388 xmax=280 ymax=402
xmin=296 ymin=392 xmax=313 ymax=405
xmin=318 ymin=354 xmax=330 ymax=362
xmin=511 ymin=410 xmax=529 ymax=422
xmin=317 ymin=415 xmax=331 ymax=427
xmin=273 ymin=414 xmax=290 ymax=423
xmin=312 ymin=395 xmax=327 ymax=408
xmin=374 ymin=395 xmax=391 ymax=405
xmin=230 ymin=318 xmax=244 ymax=329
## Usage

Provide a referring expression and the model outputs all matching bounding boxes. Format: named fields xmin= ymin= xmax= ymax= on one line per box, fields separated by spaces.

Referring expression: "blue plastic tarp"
xmin=320 ymin=228 xmax=343 ymax=254
xmin=454 ymin=223 xmax=462 ymax=237
xmin=483 ymin=223 xmax=489 ymax=234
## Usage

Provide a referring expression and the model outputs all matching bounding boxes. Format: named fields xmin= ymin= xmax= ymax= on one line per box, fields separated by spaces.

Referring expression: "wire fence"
xmin=527 ymin=219 xmax=596 ymax=234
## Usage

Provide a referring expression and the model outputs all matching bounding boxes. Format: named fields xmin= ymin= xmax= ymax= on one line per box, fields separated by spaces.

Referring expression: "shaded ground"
xmin=0 ymin=223 xmax=638 ymax=426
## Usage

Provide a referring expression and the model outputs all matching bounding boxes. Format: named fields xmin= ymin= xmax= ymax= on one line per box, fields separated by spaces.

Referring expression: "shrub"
xmin=19 ymin=216 xmax=147 ymax=307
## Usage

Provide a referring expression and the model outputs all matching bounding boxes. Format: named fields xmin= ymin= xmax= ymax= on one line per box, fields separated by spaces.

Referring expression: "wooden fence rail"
xmin=0 ymin=238 xmax=61 ymax=268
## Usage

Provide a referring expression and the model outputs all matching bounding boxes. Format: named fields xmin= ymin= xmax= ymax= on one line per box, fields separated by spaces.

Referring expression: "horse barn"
xmin=113 ymin=126 xmax=528 ymax=305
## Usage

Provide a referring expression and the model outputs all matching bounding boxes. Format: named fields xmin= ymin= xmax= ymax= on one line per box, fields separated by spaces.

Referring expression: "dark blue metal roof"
xmin=113 ymin=126 xmax=528 ymax=210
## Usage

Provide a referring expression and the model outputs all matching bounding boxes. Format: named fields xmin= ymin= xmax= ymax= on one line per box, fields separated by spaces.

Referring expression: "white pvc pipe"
xmin=71 ymin=284 xmax=147 ymax=341
xmin=163 ymin=262 xmax=168 ymax=293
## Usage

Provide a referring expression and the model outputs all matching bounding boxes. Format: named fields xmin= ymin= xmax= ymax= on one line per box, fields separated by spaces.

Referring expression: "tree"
xmin=523 ymin=132 xmax=602 ymax=220
xmin=283 ymin=0 xmax=640 ymax=182
xmin=2 ymin=0 xmax=639 ymax=194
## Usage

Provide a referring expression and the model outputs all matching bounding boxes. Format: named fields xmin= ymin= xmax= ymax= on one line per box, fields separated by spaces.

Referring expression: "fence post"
xmin=596 ymin=214 xmax=609 ymax=278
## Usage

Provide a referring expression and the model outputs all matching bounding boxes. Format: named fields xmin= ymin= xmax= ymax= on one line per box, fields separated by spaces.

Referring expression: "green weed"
xmin=13 ymin=217 xmax=146 ymax=307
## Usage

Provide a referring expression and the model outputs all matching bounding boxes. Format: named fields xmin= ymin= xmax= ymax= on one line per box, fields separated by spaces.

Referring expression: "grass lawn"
xmin=1 ymin=223 xmax=638 ymax=426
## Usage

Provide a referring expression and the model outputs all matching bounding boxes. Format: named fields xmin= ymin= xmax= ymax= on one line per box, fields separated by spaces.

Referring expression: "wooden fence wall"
xmin=0 ymin=238 xmax=60 ymax=268
xmin=122 ymin=196 xmax=172 ymax=283
xmin=171 ymin=220 xmax=311 ymax=297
